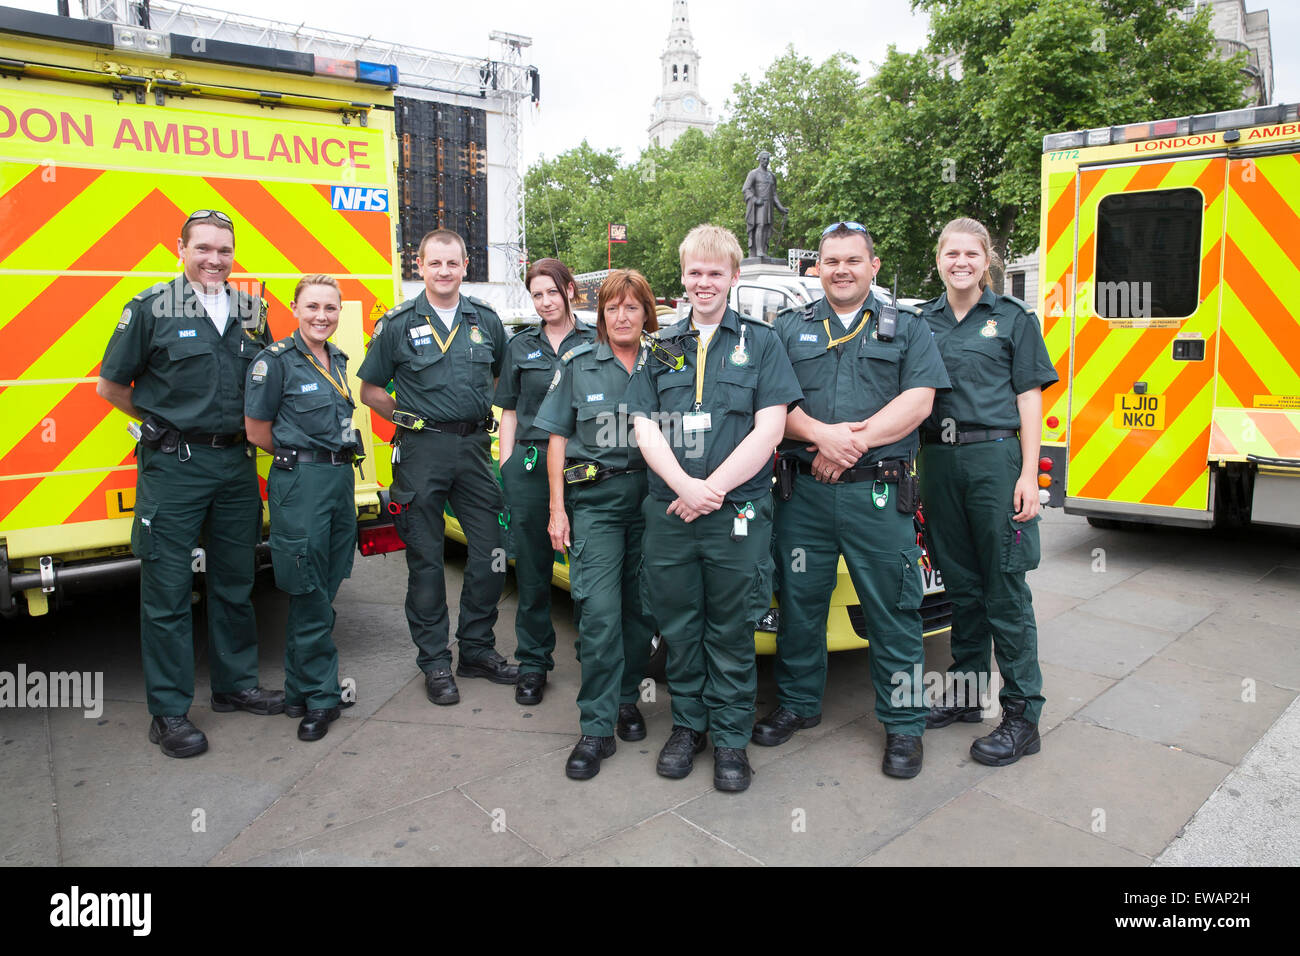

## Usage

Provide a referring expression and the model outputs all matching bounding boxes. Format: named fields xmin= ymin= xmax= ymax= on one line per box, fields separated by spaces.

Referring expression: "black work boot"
xmin=751 ymin=705 xmax=821 ymax=746
xmin=970 ymin=698 xmax=1041 ymax=767
xmin=713 ymin=747 xmax=753 ymax=792
xmin=882 ymin=732 xmax=923 ymax=778
xmin=565 ymin=735 xmax=616 ymax=780
xmin=148 ymin=714 xmax=208 ymax=758
xmin=925 ymin=703 xmax=984 ymax=728
xmin=656 ymin=725 xmax=707 ymax=779
xmin=616 ymin=703 xmax=647 ymax=741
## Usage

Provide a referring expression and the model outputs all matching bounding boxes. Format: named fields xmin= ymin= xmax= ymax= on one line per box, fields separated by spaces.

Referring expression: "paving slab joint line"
xmin=44 ymin=706 xmax=64 ymax=866
xmin=1144 ymin=649 xmax=1300 ymax=695
xmin=670 ymin=810 xmax=767 ymax=865
xmin=209 ymin=781 xmax=464 ymax=866
xmin=456 ymin=785 xmax=553 ymax=862
xmin=852 ymin=785 xmax=978 ymax=866
xmin=1064 ymin=712 xmax=1240 ymax=768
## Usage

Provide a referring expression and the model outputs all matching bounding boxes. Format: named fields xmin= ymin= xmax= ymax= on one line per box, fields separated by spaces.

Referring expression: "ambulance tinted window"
xmin=1095 ymin=187 xmax=1202 ymax=319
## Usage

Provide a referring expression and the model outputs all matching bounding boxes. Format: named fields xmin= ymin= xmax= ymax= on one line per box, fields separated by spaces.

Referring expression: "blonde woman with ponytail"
xmin=916 ymin=219 xmax=1059 ymax=767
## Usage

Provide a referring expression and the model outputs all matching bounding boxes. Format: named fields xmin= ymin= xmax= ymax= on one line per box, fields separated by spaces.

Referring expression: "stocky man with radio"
xmin=97 ymin=210 xmax=282 ymax=759
xmin=762 ymin=222 xmax=950 ymax=779
xmin=358 ymin=229 xmax=518 ymax=707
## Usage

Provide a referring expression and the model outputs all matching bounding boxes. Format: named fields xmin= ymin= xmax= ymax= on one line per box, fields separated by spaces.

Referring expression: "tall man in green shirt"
xmin=97 ymin=210 xmax=282 ymax=759
xmin=358 ymin=229 xmax=517 ymax=705
xmin=760 ymin=222 xmax=950 ymax=778
xmin=627 ymin=224 xmax=802 ymax=793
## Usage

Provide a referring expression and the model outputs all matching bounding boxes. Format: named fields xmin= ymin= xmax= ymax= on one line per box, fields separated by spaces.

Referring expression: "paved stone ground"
xmin=2 ymin=510 xmax=1297 ymax=866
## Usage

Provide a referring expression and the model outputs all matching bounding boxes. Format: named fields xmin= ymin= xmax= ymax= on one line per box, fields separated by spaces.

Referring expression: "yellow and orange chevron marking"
xmin=1059 ymin=157 xmax=1225 ymax=512
xmin=1209 ymin=408 xmax=1300 ymax=460
xmin=0 ymin=162 xmax=396 ymax=546
xmin=1218 ymin=154 xmax=1300 ymax=414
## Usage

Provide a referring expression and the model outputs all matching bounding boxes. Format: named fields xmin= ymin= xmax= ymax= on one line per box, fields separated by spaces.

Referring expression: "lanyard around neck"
xmin=430 ymin=320 xmax=460 ymax=354
xmin=823 ymin=308 xmax=871 ymax=350
xmin=303 ymin=349 xmax=351 ymax=403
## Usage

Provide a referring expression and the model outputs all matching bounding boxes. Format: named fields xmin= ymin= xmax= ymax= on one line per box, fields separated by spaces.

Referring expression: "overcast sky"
xmin=10 ymin=0 xmax=1298 ymax=164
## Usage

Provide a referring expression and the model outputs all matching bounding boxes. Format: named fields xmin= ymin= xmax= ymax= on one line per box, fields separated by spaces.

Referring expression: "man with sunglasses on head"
xmin=759 ymin=221 xmax=950 ymax=778
xmin=98 ymin=210 xmax=282 ymax=758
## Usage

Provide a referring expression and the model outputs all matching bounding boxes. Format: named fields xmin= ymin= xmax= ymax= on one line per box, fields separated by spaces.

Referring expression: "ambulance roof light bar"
xmin=1044 ymin=103 xmax=1298 ymax=152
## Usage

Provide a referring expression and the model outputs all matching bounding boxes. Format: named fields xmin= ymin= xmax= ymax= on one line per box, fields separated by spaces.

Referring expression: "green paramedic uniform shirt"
xmin=356 ymin=292 xmax=506 ymax=421
xmin=623 ymin=307 xmax=802 ymax=503
xmin=100 ymin=276 xmax=270 ymax=432
xmin=494 ymin=321 xmax=594 ymax=442
xmin=773 ymin=291 xmax=951 ymax=464
xmin=533 ymin=341 xmax=646 ymax=470
xmin=244 ymin=330 xmax=358 ymax=453
xmin=919 ymin=286 xmax=1058 ymax=431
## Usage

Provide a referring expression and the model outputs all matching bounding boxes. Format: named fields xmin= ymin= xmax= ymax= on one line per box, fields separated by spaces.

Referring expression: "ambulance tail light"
xmin=359 ymin=523 xmax=405 ymax=556
xmin=1039 ymin=457 xmax=1053 ymax=473
xmin=1046 ymin=415 xmax=1060 ymax=429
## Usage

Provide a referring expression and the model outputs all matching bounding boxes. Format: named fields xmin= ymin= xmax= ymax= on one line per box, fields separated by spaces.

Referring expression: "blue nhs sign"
xmin=330 ymin=187 xmax=390 ymax=212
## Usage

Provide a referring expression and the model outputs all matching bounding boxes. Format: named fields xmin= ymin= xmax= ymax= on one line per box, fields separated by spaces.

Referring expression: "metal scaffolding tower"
xmin=487 ymin=30 xmax=532 ymax=311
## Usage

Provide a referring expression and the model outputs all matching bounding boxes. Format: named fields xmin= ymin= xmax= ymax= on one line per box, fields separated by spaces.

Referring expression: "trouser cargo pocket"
xmin=131 ymin=505 xmax=159 ymax=562
xmin=1001 ymin=513 xmax=1042 ymax=573
xmin=897 ymin=546 xmax=925 ymax=611
xmin=270 ymin=531 xmax=313 ymax=595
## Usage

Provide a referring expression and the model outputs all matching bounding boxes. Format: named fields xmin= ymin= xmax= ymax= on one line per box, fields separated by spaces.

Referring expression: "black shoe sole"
xmin=970 ymin=737 xmax=1041 ymax=767
xmin=751 ymin=712 xmax=822 ymax=747
xmin=426 ymin=688 xmax=460 ymax=706
xmin=617 ymin=724 xmax=647 ymax=742
xmin=926 ymin=710 xmax=984 ymax=729
xmin=882 ymin=761 xmax=923 ymax=779
xmin=714 ymin=773 xmax=751 ymax=792
xmin=656 ymin=761 xmax=694 ymax=779
xmin=566 ymin=763 xmax=601 ymax=780
xmin=211 ymin=696 xmax=284 ymax=716
xmin=456 ymin=662 xmax=519 ymax=685
xmin=148 ymin=724 xmax=208 ymax=758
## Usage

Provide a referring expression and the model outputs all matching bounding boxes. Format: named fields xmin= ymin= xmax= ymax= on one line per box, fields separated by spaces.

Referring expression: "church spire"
xmin=648 ymin=0 xmax=715 ymax=149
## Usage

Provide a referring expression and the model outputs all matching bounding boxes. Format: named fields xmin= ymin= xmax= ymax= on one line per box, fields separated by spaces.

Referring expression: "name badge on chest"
xmin=682 ymin=411 xmax=712 ymax=433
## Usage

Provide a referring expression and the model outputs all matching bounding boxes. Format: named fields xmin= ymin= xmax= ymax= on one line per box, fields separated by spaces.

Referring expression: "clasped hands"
xmin=807 ymin=419 xmax=870 ymax=483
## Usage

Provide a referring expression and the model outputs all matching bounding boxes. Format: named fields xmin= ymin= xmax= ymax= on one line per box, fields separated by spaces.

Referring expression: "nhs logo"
xmin=330 ymin=187 xmax=389 ymax=212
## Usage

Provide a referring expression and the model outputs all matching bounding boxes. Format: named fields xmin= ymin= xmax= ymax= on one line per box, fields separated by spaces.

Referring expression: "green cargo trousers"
xmin=917 ymin=438 xmax=1045 ymax=722
xmin=131 ymin=443 xmax=261 ymax=716
xmin=569 ymin=472 xmax=655 ymax=737
xmin=500 ymin=445 xmax=559 ymax=674
xmin=641 ymin=495 xmax=774 ymax=750
xmin=267 ymin=462 xmax=355 ymax=710
xmin=389 ymin=428 xmax=506 ymax=672
xmin=774 ymin=475 xmax=928 ymax=735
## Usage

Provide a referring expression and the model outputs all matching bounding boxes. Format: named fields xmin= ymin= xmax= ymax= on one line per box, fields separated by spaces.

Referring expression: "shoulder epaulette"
xmin=1000 ymin=294 xmax=1034 ymax=314
xmin=466 ymin=295 xmax=499 ymax=315
xmin=386 ymin=299 xmax=417 ymax=320
xmin=738 ymin=312 xmax=773 ymax=328
xmin=267 ymin=336 xmax=293 ymax=354
xmin=561 ymin=342 xmax=595 ymax=363
xmin=133 ymin=281 xmax=171 ymax=302
xmin=897 ymin=301 xmax=921 ymax=316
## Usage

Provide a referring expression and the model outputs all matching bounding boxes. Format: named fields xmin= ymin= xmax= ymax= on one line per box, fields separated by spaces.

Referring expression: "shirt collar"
xmin=291 ymin=328 xmax=345 ymax=362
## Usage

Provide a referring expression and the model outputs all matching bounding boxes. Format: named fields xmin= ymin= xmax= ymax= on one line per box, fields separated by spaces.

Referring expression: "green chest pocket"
xmin=788 ymin=343 xmax=826 ymax=394
xmin=857 ymin=338 xmax=903 ymax=410
xmin=285 ymin=389 xmax=339 ymax=442
xmin=575 ymin=402 xmax=617 ymax=452
xmin=713 ymin=364 xmax=757 ymax=416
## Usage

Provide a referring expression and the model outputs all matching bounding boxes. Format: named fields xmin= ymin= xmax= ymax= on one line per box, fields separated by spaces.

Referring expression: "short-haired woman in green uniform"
xmin=916 ymin=218 xmax=1059 ymax=766
xmin=245 ymin=275 xmax=362 ymax=741
xmin=495 ymin=258 xmax=592 ymax=706
xmin=532 ymin=269 xmax=660 ymax=779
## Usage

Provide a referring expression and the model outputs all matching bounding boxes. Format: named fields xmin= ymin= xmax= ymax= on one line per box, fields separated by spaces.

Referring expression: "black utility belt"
xmin=923 ymin=427 xmax=1018 ymax=446
xmin=425 ymin=417 xmax=493 ymax=436
xmin=563 ymin=460 xmax=646 ymax=486
xmin=795 ymin=458 xmax=909 ymax=483
xmin=138 ymin=417 xmax=244 ymax=452
xmin=272 ymin=446 xmax=361 ymax=470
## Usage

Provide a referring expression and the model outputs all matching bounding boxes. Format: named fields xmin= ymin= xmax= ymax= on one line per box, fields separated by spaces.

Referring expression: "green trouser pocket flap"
xmin=389 ymin=488 xmax=417 ymax=542
xmin=269 ymin=531 xmax=313 ymax=595
xmin=897 ymin=546 xmax=926 ymax=611
xmin=566 ymin=538 xmax=588 ymax=601
xmin=131 ymin=505 xmax=160 ymax=561
xmin=1001 ymin=513 xmax=1042 ymax=573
